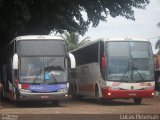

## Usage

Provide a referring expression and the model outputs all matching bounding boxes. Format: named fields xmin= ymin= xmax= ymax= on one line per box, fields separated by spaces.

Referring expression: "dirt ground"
xmin=0 ymin=96 xmax=160 ymax=120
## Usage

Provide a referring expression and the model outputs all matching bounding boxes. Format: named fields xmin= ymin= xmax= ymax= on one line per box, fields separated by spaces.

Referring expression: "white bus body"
xmin=0 ymin=35 xmax=75 ymax=105
xmin=70 ymin=38 xmax=155 ymax=104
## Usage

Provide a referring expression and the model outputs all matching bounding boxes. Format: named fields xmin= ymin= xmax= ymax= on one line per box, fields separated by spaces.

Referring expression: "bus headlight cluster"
xmin=20 ymin=89 xmax=31 ymax=93
xmin=58 ymin=89 xmax=66 ymax=92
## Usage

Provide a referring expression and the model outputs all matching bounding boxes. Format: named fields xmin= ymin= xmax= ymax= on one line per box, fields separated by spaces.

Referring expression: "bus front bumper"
xmin=18 ymin=92 xmax=68 ymax=101
xmin=101 ymin=89 xmax=155 ymax=99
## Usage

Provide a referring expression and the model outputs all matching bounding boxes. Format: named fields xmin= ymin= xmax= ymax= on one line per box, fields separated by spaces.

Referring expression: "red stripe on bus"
xmin=78 ymin=84 xmax=94 ymax=92
xmin=101 ymin=88 xmax=154 ymax=99
xmin=21 ymin=84 xmax=29 ymax=89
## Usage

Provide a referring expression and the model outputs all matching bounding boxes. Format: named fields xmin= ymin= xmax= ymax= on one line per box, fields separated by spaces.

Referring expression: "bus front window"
xmin=106 ymin=41 xmax=154 ymax=82
xmin=106 ymin=42 xmax=131 ymax=81
xmin=44 ymin=57 xmax=67 ymax=83
xmin=19 ymin=57 xmax=67 ymax=84
xmin=20 ymin=57 xmax=43 ymax=83
xmin=130 ymin=42 xmax=154 ymax=81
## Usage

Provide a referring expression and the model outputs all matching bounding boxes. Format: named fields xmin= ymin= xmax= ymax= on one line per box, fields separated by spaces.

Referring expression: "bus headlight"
xmin=20 ymin=89 xmax=31 ymax=93
xmin=58 ymin=89 xmax=66 ymax=92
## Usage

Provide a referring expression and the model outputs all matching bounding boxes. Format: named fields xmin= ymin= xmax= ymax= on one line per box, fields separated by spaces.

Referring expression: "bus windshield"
xmin=17 ymin=40 xmax=66 ymax=56
xmin=106 ymin=41 xmax=154 ymax=82
xmin=19 ymin=57 xmax=67 ymax=84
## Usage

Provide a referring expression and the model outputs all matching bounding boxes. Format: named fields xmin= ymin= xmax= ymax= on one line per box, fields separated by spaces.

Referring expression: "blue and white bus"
xmin=0 ymin=35 xmax=75 ymax=105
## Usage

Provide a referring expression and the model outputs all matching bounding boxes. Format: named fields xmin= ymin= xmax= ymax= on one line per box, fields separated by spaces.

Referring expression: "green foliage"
xmin=0 ymin=0 xmax=149 ymax=48
xmin=62 ymin=32 xmax=90 ymax=51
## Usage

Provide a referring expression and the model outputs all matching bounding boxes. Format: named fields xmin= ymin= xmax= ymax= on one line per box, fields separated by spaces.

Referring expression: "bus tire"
xmin=13 ymin=101 xmax=20 ymax=106
xmin=95 ymin=85 xmax=105 ymax=104
xmin=0 ymin=92 xmax=4 ymax=102
xmin=52 ymin=100 xmax=60 ymax=106
xmin=0 ymin=83 xmax=4 ymax=102
xmin=134 ymin=98 xmax=142 ymax=105
xmin=95 ymin=85 xmax=99 ymax=97
xmin=0 ymin=89 xmax=4 ymax=102
xmin=72 ymin=85 xmax=83 ymax=100
xmin=72 ymin=85 xmax=77 ymax=100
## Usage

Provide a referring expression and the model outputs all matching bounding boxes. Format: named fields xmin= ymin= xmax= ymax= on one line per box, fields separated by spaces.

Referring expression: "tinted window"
xmin=73 ymin=42 xmax=99 ymax=66
xmin=106 ymin=41 xmax=154 ymax=82
xmin=19 ymin=57 xmax=67 ymax=84
xmin=17 ymin=40 xmax=66 ymax=56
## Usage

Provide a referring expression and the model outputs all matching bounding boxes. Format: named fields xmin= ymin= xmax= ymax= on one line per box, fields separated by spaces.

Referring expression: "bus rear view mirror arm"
xmin=13 ymin=53 xmax=18 ymax=69
xmin=68 ymin=53 xmax=76 ymax=69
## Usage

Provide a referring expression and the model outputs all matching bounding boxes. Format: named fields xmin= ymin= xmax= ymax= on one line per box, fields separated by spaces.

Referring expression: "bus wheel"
xmin=95 ymin=85 xmax=105 ymax=104
xmin=72 ymin=85 xmax=77 ymax=100
xmin=52 ymin=100 xmax=60 ymax=106
xmin=0 ymin=92 xmax=3 ymax=102
xmin=72 ymin=85 xmax=83 ymax=100
xmin=0 ymin=88 xmax=4 ymax=102
xmin=95 ymin=87 xmax=99 ymax=97
xmin=133 ymin=98 xmax=142 ymax=105
xmin=13 ymin=101 xmax=20 ymax=106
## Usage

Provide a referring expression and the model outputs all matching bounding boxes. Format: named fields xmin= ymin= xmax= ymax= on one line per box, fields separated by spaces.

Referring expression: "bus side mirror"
xmin=102 ymin=56 xmax=107 ymax=69
xmin=68 ymin=53 xmax=76 ymax=69
xmin=154 ymin=55 xmax=160 ymax=70
xmin=13 ymin=53 xmax=18 ymax=69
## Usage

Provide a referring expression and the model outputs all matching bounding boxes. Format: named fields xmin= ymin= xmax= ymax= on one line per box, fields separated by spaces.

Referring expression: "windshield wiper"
xmin=120 ymin=65 xmax=130 ymax=82
xmin=132 ymin=66 xmax=145 ymax=81
xmin=120 ymin=67 xmax=129 ymax=81
xmin=33 ymin=69 xmax=42 ymax=83
xmin=131 ymin=57 xmax=145 ymax=81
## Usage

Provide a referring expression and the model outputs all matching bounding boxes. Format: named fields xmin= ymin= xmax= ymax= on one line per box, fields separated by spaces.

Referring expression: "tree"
xmin=62 ymin=32 xmax=90 ymax=51
xmin=0 ymin=0 xmax=149 ymax=48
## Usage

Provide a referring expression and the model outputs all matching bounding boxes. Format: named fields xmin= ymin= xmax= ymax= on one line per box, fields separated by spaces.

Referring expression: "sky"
xmin=80 ymin=0 xmax=160 ymax=54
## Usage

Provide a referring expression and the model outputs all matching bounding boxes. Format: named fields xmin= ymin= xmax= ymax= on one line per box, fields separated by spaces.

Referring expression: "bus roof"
xmin=14 ymin=35 xmax=63 ymax=41
xmin=105 ymin=37 xmax=149 ymax=42
xmin=71 ymin=37 xmax=150 ymax=52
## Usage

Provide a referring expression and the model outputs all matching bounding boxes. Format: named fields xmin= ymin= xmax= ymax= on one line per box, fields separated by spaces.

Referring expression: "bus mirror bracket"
xmin=102 ymin=56 xmax=107 ymax=69
xmin=13 ymin=53 xmax=18 ymax=69
xmin=68 ymin=53 xmax=76 ymax=68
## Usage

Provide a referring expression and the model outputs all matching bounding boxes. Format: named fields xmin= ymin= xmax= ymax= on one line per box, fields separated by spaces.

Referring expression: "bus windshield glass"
xmin=17 ymin=40 xmax=66 ymax=56
xmin=19 ymin=57 xmax=67 ymax=84
xmin=106 ymin=41 xmax=154 ymax=82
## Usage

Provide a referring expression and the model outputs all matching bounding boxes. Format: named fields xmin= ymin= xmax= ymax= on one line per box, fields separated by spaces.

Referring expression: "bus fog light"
xmin=108 ymin=93 xmax=111 ymax=96
xmin=152 ymin=92 xmax=154 ymax=96
xmin=65 ymin=94 xmax=68 ymax=97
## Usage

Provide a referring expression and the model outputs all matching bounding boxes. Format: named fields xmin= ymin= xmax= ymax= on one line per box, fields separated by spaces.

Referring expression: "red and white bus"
xmin=70 ymin=38 xmax=155 ymax=104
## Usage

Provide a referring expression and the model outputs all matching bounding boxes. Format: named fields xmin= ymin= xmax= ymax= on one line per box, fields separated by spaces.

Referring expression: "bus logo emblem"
xmin=131 ymin=86 xmax=134 ymax=89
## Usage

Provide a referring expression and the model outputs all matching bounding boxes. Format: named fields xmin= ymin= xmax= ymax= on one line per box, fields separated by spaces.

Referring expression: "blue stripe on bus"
xmin=27 ymin=84 xmax=67 ymax=92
